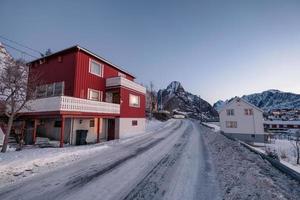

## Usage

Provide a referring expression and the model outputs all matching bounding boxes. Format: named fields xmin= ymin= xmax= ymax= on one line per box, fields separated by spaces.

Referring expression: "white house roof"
xmin=218 ymin=97 xmax=264 ymax=113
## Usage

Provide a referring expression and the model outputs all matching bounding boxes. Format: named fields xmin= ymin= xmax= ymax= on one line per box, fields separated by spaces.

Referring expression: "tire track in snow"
xmin=122 ymin=122 xmax=193 ymax=200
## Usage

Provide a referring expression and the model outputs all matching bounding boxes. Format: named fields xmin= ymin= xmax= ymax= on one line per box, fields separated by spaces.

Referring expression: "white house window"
xmin=244 ymin=109 xmax=253 ymax=115
xmin=226 ymin=121 xmax=237 ymax=128
xmin=129 ymin=94 xmax=140 ymax=107
xmin=89 ymin=59 xmax=103 ymax=77
xmin=226 ymin=109 xmax=234 ymax=116
xmin=88 ymin=89 xmax=102 ymax=101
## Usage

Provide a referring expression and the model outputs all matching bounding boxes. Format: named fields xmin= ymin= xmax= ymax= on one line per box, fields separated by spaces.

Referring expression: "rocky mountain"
xmin=157 ymin=81 xmax=219 ymax=120
xmin=213 ymin=89 xmax=300 ymax=112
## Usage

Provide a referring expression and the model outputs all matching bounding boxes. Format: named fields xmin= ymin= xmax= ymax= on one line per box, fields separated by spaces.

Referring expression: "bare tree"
xmin=146 ymin=81 xmax=157 ymax=119
xmin=291 ymin=130 xmax=300 ymax=164
xmin=0 ymin=58 xmax=39 ymax=153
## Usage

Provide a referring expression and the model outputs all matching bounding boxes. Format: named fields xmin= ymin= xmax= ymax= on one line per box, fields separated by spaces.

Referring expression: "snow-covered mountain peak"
xmin=158 ymin=81 xmax=218 ymax=120
xmin=214 ymin=89 xmax=300 ymax=112
xmin=264 ymin=89 xmax=281 ymax=94
xmin=166 ymin=81 xmax=185 ymax=93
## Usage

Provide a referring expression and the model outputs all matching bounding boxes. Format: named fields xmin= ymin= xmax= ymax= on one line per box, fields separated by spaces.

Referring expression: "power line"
xmin=0 ymin=35 xmax=43 ymax=55
xmin=1 ymin=42 xmax=39 ymax=59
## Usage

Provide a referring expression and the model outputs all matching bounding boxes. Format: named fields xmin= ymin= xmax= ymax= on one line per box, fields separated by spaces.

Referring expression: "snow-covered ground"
xmin=253 ymin=139 xmax=300 ymax=173
xmin=202 ymin=122 xmax=220 ymax=132
xmin=0 ymin=119 xmax=222 ymax=200
xmin=1 ymin=120 xmax=300 ymax=200
xmin=202 ymin=127 xmax=300 ymax=199
xmin=0 ymin=119 xmax=171 ymax=187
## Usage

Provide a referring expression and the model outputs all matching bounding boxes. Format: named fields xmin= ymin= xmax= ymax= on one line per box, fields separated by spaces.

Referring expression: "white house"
xmin=219 ymin=97 xmax=267 ymax=142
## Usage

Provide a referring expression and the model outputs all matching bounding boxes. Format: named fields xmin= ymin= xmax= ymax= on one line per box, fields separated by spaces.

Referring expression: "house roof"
xmin=218 ymin=97 xmax=264 ymax=113
xmin=27 ymin=45 xmax=135 ymax=78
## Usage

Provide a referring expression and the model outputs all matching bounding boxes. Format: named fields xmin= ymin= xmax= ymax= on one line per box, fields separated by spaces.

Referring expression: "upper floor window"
xmin=226 ymin=109 xmax=234 ymax=116
xmin=89 ymin=59 xmax=103 ymax=77
xmin=36 ymin=82 xmax=64 ymax=98
xmin=129 ymin=94 xmax=140 ymax=107
xmin=226 ymin=121 xmax=237 ymax=128
xmin=244 ymin=109 xmax=253 ymax=115
xmin=88 ymin=89 xmax=102 ymax=101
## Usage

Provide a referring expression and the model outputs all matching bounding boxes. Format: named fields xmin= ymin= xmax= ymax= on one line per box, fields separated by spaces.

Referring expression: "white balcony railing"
xmin=21 ymin=96 xmax=120 ymax=114
xmin=106 ymin=77 xmax=146 ymax=94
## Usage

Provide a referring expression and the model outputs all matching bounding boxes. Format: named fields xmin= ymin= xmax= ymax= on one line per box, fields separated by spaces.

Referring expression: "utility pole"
xmin=160 ymin=91 xmax=163 ymax=111
xmin=199 ymin=95 xmax=202 ymax=122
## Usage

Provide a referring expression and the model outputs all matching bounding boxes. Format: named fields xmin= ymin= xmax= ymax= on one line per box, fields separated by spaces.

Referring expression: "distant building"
xmin=20 ymin=45 xmax=146 ymax=147
xmin=264 ymin=120 xmax=300 ymax=132
xmin=219 ymin=97 xmax=267 ymax=142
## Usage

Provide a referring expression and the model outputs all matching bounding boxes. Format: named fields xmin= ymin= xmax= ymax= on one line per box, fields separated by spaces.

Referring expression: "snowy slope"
xmin=158 ymin=81 xmax=219 ymax=120
xmin=214 ymin=89 xmax=300 ymax=111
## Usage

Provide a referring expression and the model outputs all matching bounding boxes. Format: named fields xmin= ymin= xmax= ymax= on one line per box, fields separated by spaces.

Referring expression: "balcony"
xmin=106 ymin=77 xmax=146 ymax=94
xmin=21 ymin=96 xmax=120 ymax=115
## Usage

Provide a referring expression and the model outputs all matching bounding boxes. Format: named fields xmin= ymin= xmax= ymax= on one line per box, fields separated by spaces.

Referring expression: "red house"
xmin=21 ymin=45 xmax=146 ymax=147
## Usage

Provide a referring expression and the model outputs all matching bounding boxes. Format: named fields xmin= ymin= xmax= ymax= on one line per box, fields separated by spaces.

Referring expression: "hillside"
xmin=213 ymin=90 xmax=300 ymax=111
xmin=157 ymin=81 xmax=218 ymax=120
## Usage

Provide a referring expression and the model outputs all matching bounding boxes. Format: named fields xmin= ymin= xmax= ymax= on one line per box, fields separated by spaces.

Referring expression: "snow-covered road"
xmin=1 ymin=119 xmax=300 ymax=200
xmin=0 ymin=119 xmax=221 ymax=200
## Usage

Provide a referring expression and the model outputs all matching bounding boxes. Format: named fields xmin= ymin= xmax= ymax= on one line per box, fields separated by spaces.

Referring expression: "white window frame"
xmin=129 ymin=94 xmax=140 ymax=108
xmin=226 ymin=109 xmax=234 ymax=116
xmin=226 ymin=121 xmax=237 ymax=128
xmin=244 ymin=108 xmax=253 ymax=116
xmin=88 ymin=88 xmax=103 ymax=101
xmin=89 ymin=59 xmax=103 ymax=77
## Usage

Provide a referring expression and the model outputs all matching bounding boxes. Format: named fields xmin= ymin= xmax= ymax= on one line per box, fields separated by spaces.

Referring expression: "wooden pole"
xmin=97 ymin=118 xmax=100 ymax=143
xmin=60 ymin=116 xmax=65 ymax=148
xmin=33 ymin=119 xmax=38 ymax=144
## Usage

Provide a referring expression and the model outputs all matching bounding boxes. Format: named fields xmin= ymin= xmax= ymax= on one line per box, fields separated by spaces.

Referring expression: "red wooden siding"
xmin=120 ymin=87 xmax=145 ymax=118
xmin=74 ymin=50 xmax=135 ymax=99
xmin=73 ymin=51 xmax=106 ymax=99
xmin=29 ymin=51 xmax=76 ymax=96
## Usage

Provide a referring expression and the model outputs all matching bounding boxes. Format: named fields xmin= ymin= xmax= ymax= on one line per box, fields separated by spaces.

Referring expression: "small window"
xmin=244 ymin=109 xmax=253 ymax=115
xmin=58 ymin=56 xmax=63 ymax=63
xmin=226 ymin=109 xmax=234 ymax=116
xmin=54 ymin=82 xmax=64 ymax=96
xmin=129 ymin=94 xmax=140 ymax=107
xmin=90 ymin=119 xmax=95 ymax=127
xmin=89 ymin=59 xmax=103 ymax=77
xmin=132 ymin=120 xmax=138 ymax=126
xmin=226 ymin=121 xmax=237 ymax=128
xmin=88 ymin=89 xmax=102 ymax=101
xmin=46 ymin=84 xmax=54 ymax=97
xmin=36 ymin=85 xmax=47 ymax=98
xmin=54 ymin=120 xmax=62 ymax=127
xmin=251 ymin=134 xmax=255 ymax=138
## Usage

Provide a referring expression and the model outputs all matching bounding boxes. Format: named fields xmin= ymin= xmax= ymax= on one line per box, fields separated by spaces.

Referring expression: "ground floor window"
xmin=132 ymin=120 xmax=138 ymax=126
xmin=54 ymin=120 xmax=62 ymax=127
xmin=90 ymin=119 xmax=95 ymax=127
xmin=226 ymin=121 xmax=237 ymax=128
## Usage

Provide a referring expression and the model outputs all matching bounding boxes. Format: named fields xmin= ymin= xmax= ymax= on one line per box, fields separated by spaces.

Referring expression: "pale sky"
xmin=1 ymin=0 xmax=300 ymax=104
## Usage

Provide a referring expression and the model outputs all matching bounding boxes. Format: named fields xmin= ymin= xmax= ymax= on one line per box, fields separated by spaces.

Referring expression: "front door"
xmin=107 ymin=119 xmax=115 ymax=140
